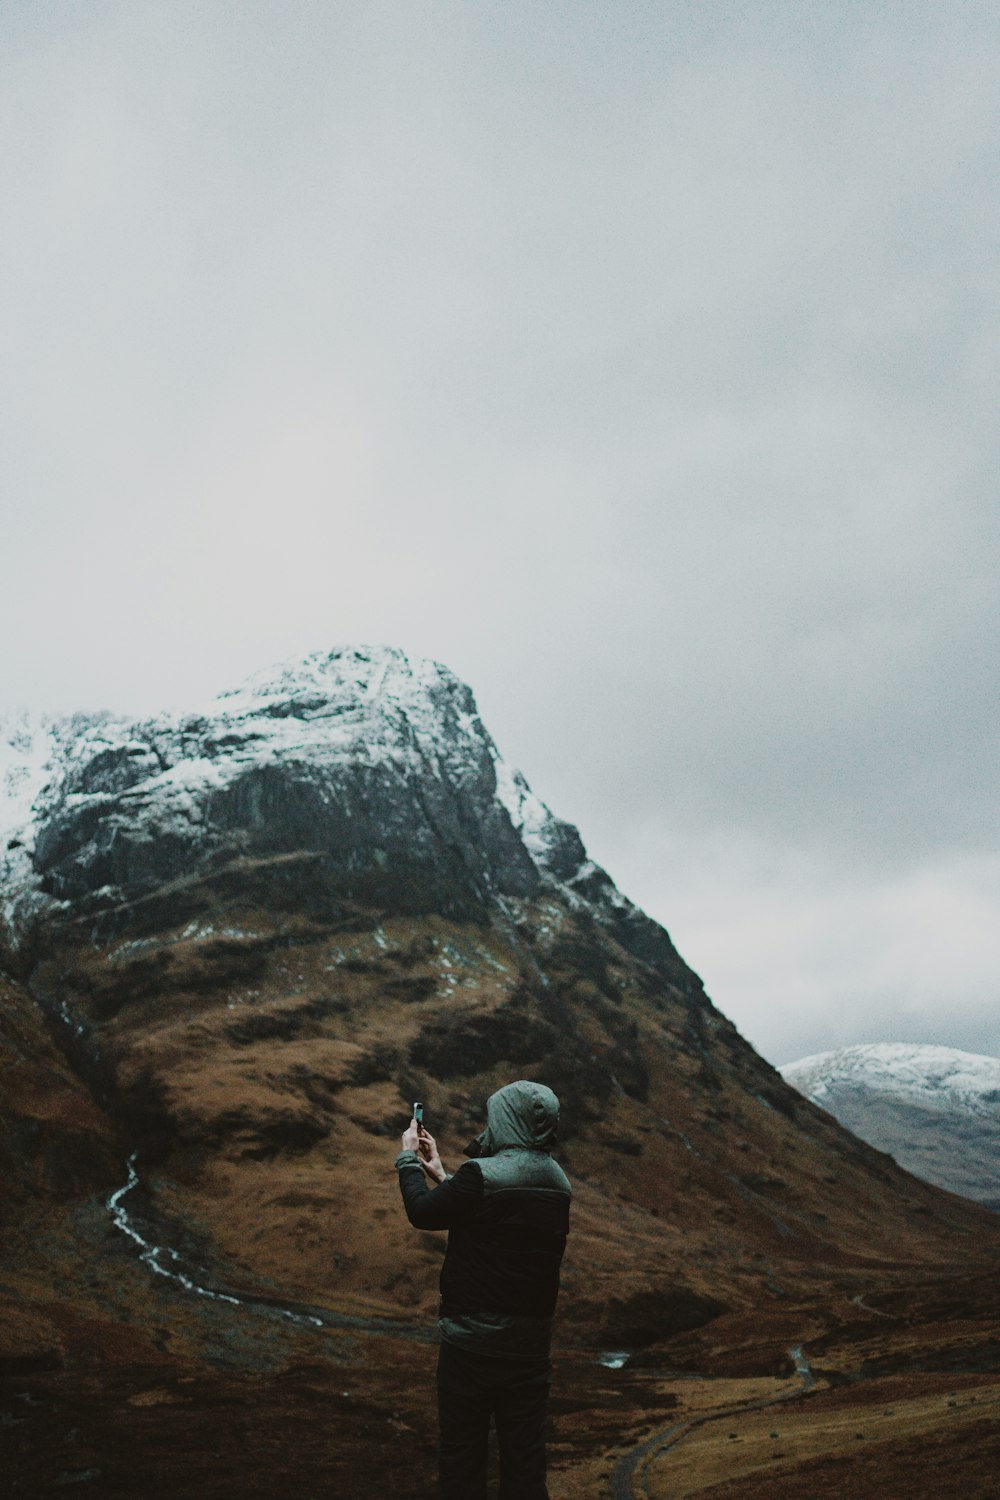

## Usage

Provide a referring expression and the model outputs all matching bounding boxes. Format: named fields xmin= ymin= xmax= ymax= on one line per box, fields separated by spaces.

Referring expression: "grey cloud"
xmin=2 ymin=2 xmax=998 ymax=1062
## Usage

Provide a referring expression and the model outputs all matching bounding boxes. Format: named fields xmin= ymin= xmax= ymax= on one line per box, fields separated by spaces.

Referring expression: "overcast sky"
xmin=2 ymin=2 xmax=998 ymax=1066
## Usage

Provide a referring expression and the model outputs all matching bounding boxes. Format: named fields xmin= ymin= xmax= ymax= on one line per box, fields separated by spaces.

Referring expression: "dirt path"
xmin=608 ymin=1346 xmax=817 ymax=1499
xmin=851 ymin=1292 xmax=896 ymax=1319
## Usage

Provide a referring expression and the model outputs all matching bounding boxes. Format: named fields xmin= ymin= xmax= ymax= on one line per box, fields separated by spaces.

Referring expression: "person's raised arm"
xmin=395 ymin=1117 xmax=482 ymax=1229
xmin=403 ymin=1119 xmax=448 ymax=1184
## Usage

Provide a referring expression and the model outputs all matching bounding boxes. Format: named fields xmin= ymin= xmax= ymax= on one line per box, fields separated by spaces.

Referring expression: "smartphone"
xmin=413 ymin=1101 xmax=429 ymax=1160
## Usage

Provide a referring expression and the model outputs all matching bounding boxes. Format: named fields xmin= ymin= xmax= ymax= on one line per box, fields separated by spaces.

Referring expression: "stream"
xmin=109 ymin=1155 xmax=251 ymax=1312
xmin=107 ymin=1152 xmax=431 ymax=1339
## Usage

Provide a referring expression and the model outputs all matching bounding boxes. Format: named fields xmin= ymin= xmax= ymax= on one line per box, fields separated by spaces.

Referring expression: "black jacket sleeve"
xmin=397 ymin=1160 xmax=483 ymax=1230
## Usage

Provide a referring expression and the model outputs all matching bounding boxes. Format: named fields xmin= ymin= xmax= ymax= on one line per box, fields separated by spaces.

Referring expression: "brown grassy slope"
xmin=0 ymin=971 xmax=123 ymax=1377
xmin=22 ymin=887 xmax=999 ymax=1358
xmin=636 ymin=1373 xmax=1000 ymax=1500
xmin=0 ymin=972 xmax=118 ymax=1214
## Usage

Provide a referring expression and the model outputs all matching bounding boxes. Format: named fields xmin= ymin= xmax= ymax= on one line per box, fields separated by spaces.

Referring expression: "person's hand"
xmin=416 ymin=1128 xmax=446 ymax=1184
xmin=401 ymin=1117 xmax=422 ymax=1152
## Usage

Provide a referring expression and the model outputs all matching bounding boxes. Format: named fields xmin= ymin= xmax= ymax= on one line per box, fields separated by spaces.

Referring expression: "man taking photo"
xmin=395 ymin=1080 xmax=571 ymax=1500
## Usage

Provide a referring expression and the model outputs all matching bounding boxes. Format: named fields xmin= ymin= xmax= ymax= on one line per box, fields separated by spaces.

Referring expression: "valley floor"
xmin=2 ymin=1180 xmax=998 ymax=1498
xmin=4 ymin=1246 xmax=1000 ymax=1500
xmin=3 ymin=1344 xmax=999 ymax=1498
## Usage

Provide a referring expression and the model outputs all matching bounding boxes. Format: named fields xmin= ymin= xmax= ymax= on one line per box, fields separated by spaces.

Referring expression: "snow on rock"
xmin=781 ymin=1043 xmax=1000 ymax=1209
xmin=0 ymin=646 xmax=632 ymax=952
xmin=0 ymin=709 xmax=62 ymax=942
xmin=782 ymin=1044 xmax=1000 ymax=1117
xmin=0 ymin=709 xmax=57 ymax=846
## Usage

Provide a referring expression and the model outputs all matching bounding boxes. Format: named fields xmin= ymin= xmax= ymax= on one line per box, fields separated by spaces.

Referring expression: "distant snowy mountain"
xmin=781 ymin=1044 xmax=1000 ymax=1210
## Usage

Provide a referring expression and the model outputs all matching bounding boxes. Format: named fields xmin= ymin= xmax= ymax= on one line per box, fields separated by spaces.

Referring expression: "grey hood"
xmin=465 ymin=1080 xmax=560 ymax=1157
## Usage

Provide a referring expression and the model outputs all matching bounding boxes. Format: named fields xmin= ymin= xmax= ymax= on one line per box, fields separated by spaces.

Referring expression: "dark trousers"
xmin=436 ymin=1340 xmax=552 ymax=1500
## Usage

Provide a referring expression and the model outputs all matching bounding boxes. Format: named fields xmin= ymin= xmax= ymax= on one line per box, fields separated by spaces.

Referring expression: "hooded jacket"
xmin=395 ymin=1081 xmax=571 ymax=1353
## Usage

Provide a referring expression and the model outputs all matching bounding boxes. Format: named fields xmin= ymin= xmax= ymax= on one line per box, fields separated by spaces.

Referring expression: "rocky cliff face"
xmin=782 ymin=1044 xmax=1000 ymax=1212
xmin=2 ymin=646 xmax=668 ymax=962
xmin=2 ymin=648 xmax=997 ymax=1366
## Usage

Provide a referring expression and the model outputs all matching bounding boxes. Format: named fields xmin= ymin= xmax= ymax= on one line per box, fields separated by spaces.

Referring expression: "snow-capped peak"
xmin=781 ymin=1043 xmax=1000 ymax=1116
xmin=211 ymin=645 xmax=460 ymax=722
xmin=0 ymin=645 xmax=602 ymax=950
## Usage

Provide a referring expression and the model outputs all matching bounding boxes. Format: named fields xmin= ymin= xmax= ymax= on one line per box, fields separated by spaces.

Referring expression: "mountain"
xmin=2 ymin=648 xmax=998 ymax=1363
xmin=781 ymin=1044 xmax=1000 ymax=1212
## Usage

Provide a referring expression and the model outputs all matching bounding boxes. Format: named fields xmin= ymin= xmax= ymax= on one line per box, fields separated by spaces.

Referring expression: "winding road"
xmin=609 ymin=1342 xmax=817 ymax=1499
xmin=852 ymin=1291 xmax=896 ymax=1319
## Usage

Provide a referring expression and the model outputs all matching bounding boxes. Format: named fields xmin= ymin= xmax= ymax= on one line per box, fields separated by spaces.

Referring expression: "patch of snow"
xmin=108 ymin=937 xmax=161 ymax=965
xmin=0 ymin=709 xmax=57 ymax=846
xmin=567 ymin=858 xmax=630 ymax=911
xmin=455 ymin=709 xmax=482 ymax=742
xmin=108 ymin=923 xmax=261 ymax=964
xmin=57 ymin=998 xmax=86 ymax=1039
xmin=491 ymin=755 xmax=549 ymax=857
xmin=0 ymin=713 xmax=64 ymax=942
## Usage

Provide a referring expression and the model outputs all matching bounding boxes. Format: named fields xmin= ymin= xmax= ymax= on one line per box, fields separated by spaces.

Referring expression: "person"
xmin=395 ymin=1079 xmax=571 ymax=1500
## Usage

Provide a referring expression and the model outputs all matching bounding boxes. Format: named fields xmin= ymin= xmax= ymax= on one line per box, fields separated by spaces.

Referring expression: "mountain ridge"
xmin=782 ymin=1043 xmax=1000 ymax=1211
xmin=0 ymin=645 xmax=657 ymax=965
